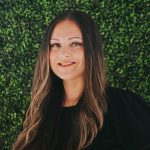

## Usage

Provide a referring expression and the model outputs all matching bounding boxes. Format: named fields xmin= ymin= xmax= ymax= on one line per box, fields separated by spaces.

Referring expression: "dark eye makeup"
xmin=50 ymin=43 xmax=60 ymax=47
xmin=71 ymin=42 xmax=82 ymax=46
xmin=50 ymin=42 xmax=83 ymax=48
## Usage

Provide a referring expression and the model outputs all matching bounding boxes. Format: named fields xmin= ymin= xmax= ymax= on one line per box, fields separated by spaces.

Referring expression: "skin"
xmin=49 ymin=20 xmax=85 ymax=107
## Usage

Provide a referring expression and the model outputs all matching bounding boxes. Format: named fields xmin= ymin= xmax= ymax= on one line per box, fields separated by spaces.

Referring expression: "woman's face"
xmin=49 ymin=20 xmax=85 ymax=81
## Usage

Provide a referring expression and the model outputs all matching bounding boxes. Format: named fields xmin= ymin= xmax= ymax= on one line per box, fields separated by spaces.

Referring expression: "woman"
xmin=13 ymin=10 xmax=150 ymax=150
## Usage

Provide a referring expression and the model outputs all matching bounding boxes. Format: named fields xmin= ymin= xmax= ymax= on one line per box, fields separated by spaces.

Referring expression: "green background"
xmin=0 ymin=0 xmax=150 ymax=149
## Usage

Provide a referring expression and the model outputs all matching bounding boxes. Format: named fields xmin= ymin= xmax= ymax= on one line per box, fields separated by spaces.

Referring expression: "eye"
xmin=72 ymin=43 xmax=82 ymax=47
xmin=51 ymin=43 xmax=60 ymax=47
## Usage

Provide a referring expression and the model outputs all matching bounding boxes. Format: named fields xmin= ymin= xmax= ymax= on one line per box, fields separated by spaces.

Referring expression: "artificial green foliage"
xmin=0 ymin=0 xmax=150 ymax=149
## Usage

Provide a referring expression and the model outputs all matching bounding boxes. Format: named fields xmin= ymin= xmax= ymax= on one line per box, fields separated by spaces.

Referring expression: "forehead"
xmin=51 ymin=20 xmax=83 ymax=38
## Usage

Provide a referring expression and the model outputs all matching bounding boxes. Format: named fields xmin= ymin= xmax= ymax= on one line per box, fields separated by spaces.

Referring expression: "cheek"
xmin=49 ymin=51 xmax=55 ymax=68
xmin=81 ymin=51 xmax=85 ymax=71
xmin=79 ymin=50 xmax=85 ymax=64
xmin=77 ymin=50 xmax=85 ymax=70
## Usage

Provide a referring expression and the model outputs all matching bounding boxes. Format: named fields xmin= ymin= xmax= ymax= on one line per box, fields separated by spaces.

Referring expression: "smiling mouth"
xmin=58 ymin=62 xmax=76 ymax=67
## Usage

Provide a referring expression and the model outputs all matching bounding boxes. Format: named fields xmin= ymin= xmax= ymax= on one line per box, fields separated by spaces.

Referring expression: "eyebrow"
xmin=50 ymin=37 xmax=83 ymax=41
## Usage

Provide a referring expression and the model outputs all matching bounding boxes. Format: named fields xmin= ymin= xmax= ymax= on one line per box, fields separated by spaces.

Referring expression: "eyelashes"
xmin=72 ymin=43 xmax=82 ymax=46
xmin=50 ymin=42 xmax=83 ymax=48
xmin=50 ymin=43 xmax=60 ymax=47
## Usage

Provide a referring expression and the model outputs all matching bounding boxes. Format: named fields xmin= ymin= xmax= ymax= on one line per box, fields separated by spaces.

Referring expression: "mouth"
xmin=58 ymin=62 xmax=76 ymax=67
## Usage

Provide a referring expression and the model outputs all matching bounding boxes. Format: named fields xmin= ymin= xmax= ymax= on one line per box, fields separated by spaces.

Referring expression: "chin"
xmin=58 ymin=76 xmax=74 ymax=81
xmin=55 ymin=73 xmax=77 ymax=81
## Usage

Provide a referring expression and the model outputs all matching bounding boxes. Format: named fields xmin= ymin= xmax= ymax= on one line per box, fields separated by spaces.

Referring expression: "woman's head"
xmin=42 ymin=10 xmax=105 ymax=87
xmin=49 ymin=20 xmax=85 ymax=81
xmin=13 ymin=10 xmax=107 ymax=150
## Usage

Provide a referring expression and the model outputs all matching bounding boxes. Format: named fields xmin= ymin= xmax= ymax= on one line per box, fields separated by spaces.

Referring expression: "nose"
xmin=58 ymin=45 xmax=71 ymax=58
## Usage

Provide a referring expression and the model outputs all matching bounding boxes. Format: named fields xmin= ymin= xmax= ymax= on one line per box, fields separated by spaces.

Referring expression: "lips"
xmin=58 ymin=62 xmax=76 ymax=67
xmin=59 ymin=62 xmax=75 ymax=65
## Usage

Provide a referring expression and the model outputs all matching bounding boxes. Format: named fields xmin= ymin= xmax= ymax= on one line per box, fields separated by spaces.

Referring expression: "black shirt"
xmin=56 ymin=87 xmax=150 ymax=150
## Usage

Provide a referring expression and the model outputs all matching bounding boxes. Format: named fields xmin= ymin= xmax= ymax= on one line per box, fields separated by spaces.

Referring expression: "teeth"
xmin=60 ymin=62 xmax=74 ymax=65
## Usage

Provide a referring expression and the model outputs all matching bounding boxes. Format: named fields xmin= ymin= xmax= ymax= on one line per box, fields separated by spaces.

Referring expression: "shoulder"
xmin=105 ymin=86 xmax=148 ymax=108
xmin=104 ymin=86 xmax=150 ymax=149
xmin=105 ymin=85 xmax=150 ymax=120
xmin=105 ymin=85 xmax=139 ymax=99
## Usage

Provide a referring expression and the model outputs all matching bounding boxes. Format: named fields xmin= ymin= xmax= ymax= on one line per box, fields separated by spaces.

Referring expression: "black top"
xmin=56 ymin=87 xmax=150 ymax=150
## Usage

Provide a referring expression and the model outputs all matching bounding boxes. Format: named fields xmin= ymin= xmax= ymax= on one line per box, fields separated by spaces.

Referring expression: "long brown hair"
xmin=13 ymin=10 xmax=107 ymax=150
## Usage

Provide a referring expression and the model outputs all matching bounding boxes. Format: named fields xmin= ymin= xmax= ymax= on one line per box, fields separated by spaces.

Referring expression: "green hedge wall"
xmin=0 ymin=0 xmax=150 ymax=149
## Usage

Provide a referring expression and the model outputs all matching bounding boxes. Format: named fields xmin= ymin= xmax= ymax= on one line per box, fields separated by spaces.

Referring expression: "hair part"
xmin=13 ymin=10 xmax=107 ymax=150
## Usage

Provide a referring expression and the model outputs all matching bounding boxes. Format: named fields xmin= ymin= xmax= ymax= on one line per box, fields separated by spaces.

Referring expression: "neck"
xmin=62 ymin=77 xmax=84 ymax=107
